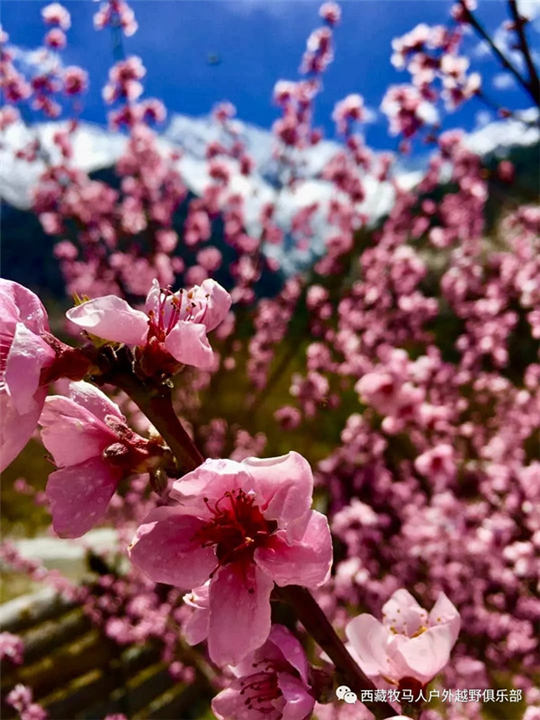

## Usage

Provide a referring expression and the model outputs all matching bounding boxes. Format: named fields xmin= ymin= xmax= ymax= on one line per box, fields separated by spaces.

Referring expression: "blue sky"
xmin=2 ymin=1 xmax=539 ymax=151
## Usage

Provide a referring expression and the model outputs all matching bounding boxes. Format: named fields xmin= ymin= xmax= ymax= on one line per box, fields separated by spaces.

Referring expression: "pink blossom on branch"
xmin=41 ymin=3 xmax=71 ymax=30
xmin=0 ymin=632 xmax=24 ymax=665
xmin=6 ymin=685 xmax=47 ymax=720
xmin=129 ymin=452 xmax=333 ymax=665
xmin=0 ymin=280 xmax=57 ymax=471
xmin=346 ymin=589 xmax=460 ymax=689
xmin=212 ymin=624 xmax=315 ymax=720
xmin=40 ymin=381 xmax=166 ymax=538
xmin=93 ymin=0 xmax=138 ymax=36
xmin=319 ymin=2 xmax=341 ymax=27
xmin=66 ymin=278 xmax=231 ymax=373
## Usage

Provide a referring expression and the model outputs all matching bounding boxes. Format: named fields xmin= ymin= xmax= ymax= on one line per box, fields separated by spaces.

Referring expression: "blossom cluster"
xmin=1 ymin=0 xmax=539 ymax=719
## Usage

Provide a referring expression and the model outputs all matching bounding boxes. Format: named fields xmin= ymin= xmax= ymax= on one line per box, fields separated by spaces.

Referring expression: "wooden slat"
xmin=0 ymin=588 xmax=77 ymax=633
xmin=20 ymin=609 xmax=93 ymax=665
xmin=0 ymin=591 xmax=213 ymax=720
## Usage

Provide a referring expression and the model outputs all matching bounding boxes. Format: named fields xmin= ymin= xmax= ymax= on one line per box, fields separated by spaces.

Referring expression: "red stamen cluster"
xmin=195 ymin=489 xmax=278 ymax=570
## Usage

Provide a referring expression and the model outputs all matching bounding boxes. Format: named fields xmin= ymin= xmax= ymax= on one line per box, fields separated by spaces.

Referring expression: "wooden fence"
xmin=0 ymin=588 xmax=211 ymax=719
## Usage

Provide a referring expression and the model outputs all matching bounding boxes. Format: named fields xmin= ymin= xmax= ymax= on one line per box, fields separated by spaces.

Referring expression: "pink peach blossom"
xmin=212 ymin=624 xmax=315 ymax=720
xmin=129 ymin=452 xmax=332 ymax=665
xmin=346 ymin=589 xmax=460 ymax=687
xmin=66 ymin=278 xmax=231 ymax=372
xmin=414 ymin=444 xmax=456 ymax=488
xmin=0 ymin=279 xmax=55 ymax=471
xmin=40 ymin=381 xmax=162 ymax=538
xmin=41 ymin=2 xmax=71 ymax=29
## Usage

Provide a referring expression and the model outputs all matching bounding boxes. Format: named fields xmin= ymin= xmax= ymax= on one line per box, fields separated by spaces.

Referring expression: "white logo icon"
xmin=336 ymin=685 xmax=358 ymax=704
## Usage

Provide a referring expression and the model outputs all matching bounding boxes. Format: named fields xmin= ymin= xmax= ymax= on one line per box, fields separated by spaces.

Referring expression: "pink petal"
xmin=392 ymin=624 xmax=456 ymax=683
xmin=382 ymin=589 xmax=427 ymax=637
xmin=183 ymin=584 xmax=210 ymax=646
xmin=241 ymin=452 xmax=314 ymax=528
xmin=199 ymin=279 xmax=232 ymax=332
xmin=211 ymin=688 xmax=242 ymax=720
xmin=169 ymin=458 xmax=255 ymax=517
xmin=46 ymin=456 xmax=121 ymax=538
xmin=40 ymin=395 xmax=116 ymax=467
xmin=269 ymin=625 xmax=309 ymax=686
xmin=428 ymin=592 xmax=461 ymax=644
xmin=0 ymin=387 xmax=46 ymax=472
xmin=4 ymin=324 xmax=55 ymax=415
xmin=65 ymin=381 xmax=125 ymax=423
xmin=164 ymin=321 xmax=214 ymax=369
xmin=208 ymin=562 xmax=274 ymax=666
xmin=66 ymin=296 xmax=148 ymax=345
xmin=0 ymin=279 xmax=50 ymax=335
xmin=254 ymin=511 xmax=332 ymax=589
xmin=129 ymin=507 xmax=217 ymax=588
xmin=143 ymin=279 xmax=161 ymax=315
xmin=345 ymin=614 xmax=392 ymax=678
xmin=278 ymin=672 xmax=315 ymax=720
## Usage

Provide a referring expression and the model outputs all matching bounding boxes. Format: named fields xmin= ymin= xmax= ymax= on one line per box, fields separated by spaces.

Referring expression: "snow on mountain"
xmin=1 ymin=111 xmax=538 ymax=272
xmin=464 ymin=108 xmax=540 ymax=156
xmin=0 ymin=121 xmax=127 ymax=208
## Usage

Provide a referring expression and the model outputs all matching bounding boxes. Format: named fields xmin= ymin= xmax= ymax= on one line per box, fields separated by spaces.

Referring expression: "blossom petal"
xmin=40 ymin=395 xmax=116 ymax=467
xmin=242 ymin=452 xmax=314 ymax=527
xmin=0 ymin=387 xmax=46 ymax=472
xmin=144 ymin=279 xmax=161 ymax=315
xmin=392 ymin=624 xmax=456 ymax=683
xmin=46 ymin=456 xmax=121 ymax=538
xmin=199 ymin=279 xmax=232 ymax=332
xmin=269 ymin=625 xmax=310 ymax=686
xmin=382 ymin=589 xmax=427 ymax=637
xmin=4 ymin=323 xmax=55 ymax=415
xmin=169 ymin=458 xmax=255 ymax=516
xmin=208 ymin=562 xmax=273 ymax=666
xmin=183 ymin=584 xmax=210 ymax=646
xmin=66 ymin=296 xmax=149 ymax=345
xmin=212 ymin=681 xmax=247 ymax=720
xmin=0 ymin=279 xmax=50 ymax=335
xmin=428 ymin=592 xmax=461 ymax=644
xmin=129 ymin=507 xmax=217 ymax=589
xmin=254 ymin=511 xmax=332 ymax=589
xmin=64 ymin=381 xmax=125 ymax=424
xmin=164 ymin=321 xmax=214 ymax=369
xmin=345 ymin=614 xmax=392 ymax=678
xmin=278 ymin=672 xmax=315 ymax=720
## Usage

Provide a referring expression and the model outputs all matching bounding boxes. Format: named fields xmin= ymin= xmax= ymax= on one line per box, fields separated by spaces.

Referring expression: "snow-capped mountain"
xmin=1 ymin=111 xmax=538 ymax=273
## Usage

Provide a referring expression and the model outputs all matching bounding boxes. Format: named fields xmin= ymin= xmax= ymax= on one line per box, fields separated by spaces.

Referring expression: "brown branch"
xmin=508 ymin=0 xmax=540 ymax=106
xmin=95 ymin=352 xmax=204 ymax=473
xmin=278 ymin=586 xmax=398 ymax=719
xmin=459 ymin=0 xmax=537 ymax=105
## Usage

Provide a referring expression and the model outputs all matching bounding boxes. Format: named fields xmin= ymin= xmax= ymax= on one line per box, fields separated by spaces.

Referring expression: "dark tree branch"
xmin=278 ymin=586 xmax=399 ymax=719
xmin=459 ymin=0 xmax=539 ymax=107
xmin=508 ymin=0 xmax=540 ymax=106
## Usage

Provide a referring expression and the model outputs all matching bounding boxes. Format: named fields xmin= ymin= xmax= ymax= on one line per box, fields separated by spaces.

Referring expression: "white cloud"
xmin=475 ymin=110 xmax=493 ymax=128
xmin=9 ymin=44 xmax=63 ymax=76
xmin=473 ymin=40 xmax=491 ymax=59
xmin=492 ymin=72 xmax=515 ymax=89
xmin=465 ymin=107 xmax=540 ymax=156
xmin=363 ymin=106 xmax=378 ymax=124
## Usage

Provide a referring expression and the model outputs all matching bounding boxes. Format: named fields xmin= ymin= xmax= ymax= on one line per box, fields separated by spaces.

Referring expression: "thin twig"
xmin=278 ymin=586 xmax=399 ymax=719
xmin=508 ymin=0 xmax=540 ymax=106
xmin=459 ymin=0 xmax=536 ymax=105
